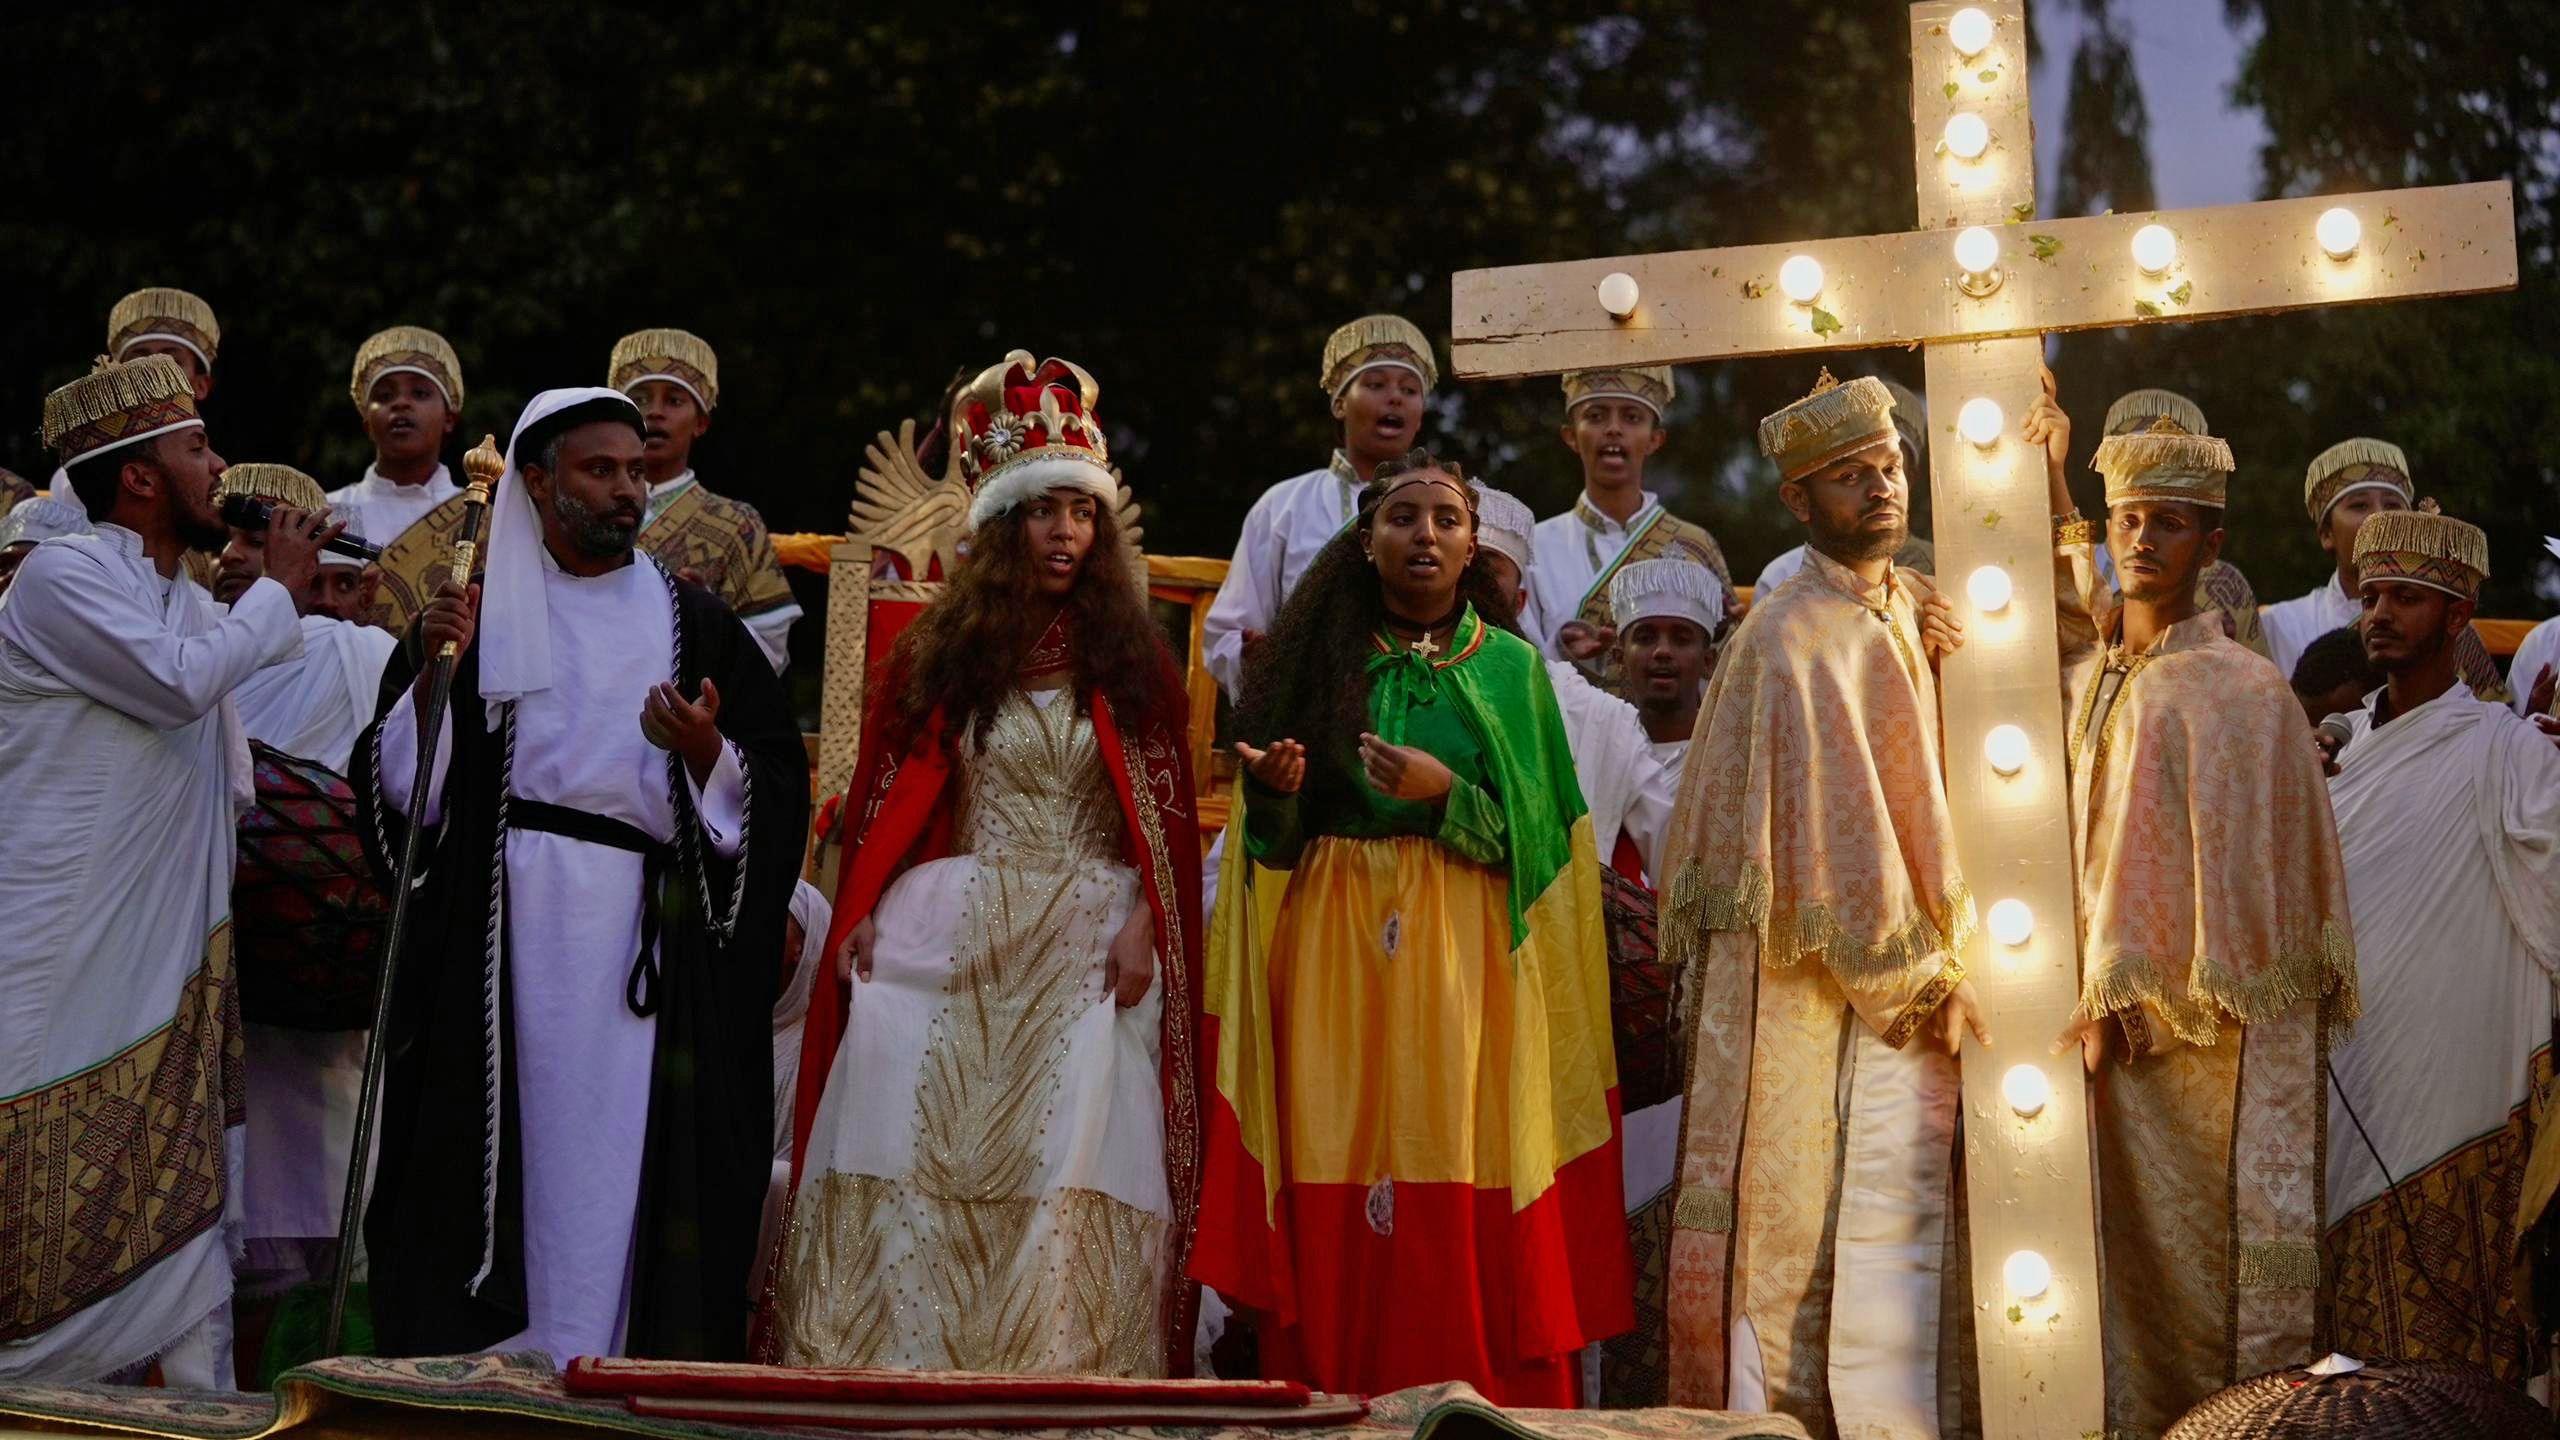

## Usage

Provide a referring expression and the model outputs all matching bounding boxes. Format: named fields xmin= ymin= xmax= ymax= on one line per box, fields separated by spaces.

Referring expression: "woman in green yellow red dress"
xmin=1190 ymin=450 xmax=1630 ymax=1405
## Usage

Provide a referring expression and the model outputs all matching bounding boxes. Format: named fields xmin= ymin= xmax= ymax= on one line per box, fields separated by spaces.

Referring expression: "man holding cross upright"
xmin=1451 ymin=2 xmax=2517 ymax=1430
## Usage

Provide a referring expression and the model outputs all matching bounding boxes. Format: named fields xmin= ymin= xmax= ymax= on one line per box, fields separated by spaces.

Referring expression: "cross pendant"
xmin=1409 ymin=633 xmax=1441 ymax=658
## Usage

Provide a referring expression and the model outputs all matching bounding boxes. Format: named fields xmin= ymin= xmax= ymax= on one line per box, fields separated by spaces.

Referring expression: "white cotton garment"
xmin=231 ymin=613 xmax=397 ymax=772
xmin=323 ymin=463 xmax=460 ymax=549
xmin=0 ymin=525 xmax=298 ymax=1382
xmin=1201 ymin=458 xmax=1361 ymax=700
xmin=1529 ymin=493 xmax=1669 ymax=657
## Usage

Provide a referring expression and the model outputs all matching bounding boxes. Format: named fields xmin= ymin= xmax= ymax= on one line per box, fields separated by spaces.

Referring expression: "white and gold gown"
xmin=772 ymin=687 xmax=1174 ymax=1374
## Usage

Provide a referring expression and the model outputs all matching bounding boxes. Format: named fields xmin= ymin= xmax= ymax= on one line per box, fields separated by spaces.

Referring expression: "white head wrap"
xmin=1469 ymin=480 xmax=1535 ymax=572
xmin=1609 ymin=556 xmax=1728 ymax=635
xmin=775 ymin=880 xmax=832 ymax=1032
xmin=478 ymin=387 xmax=644 ymax=722
xmin=0 ymin=497 xmax=93 ymax=549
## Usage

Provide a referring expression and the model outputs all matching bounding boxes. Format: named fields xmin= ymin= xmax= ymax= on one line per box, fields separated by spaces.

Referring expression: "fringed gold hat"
xmin=107 ymin=287 xmax=220 ymax=370
xmin=1758 ymin=369 xmax=1897 ymax=481
xmin=2105 ymin=388 xmax=2208 ymax=438
xmin=957 ymin=350 xmax=1117 ymax=531
xmin=1469 ymin=480 xmax=1535 ymax=571
xmin=41 ymin=354 xmax=204 ymax=466
xmin=609 ymin=328 xmax=719 ymax=410
xmin=1609 ymin=555 xmax=1728 ymax=635
xmin=349 ymin=326 xmax=465 ymax=411
xmin=217 ymin=462 xmax=328 ymax=514
xmin=2305 ymin=437 xmax=2411 ymax=523
xmin=2091 ymin=417 xmax=2233 ymax=508
xmin=1320 ymin=314 xmax=1438 ymax=396
xmin=2353 ymin=504 xmax=2487 ymax=601
xmin=1562 ymin=366 xmax=1675 ymax=420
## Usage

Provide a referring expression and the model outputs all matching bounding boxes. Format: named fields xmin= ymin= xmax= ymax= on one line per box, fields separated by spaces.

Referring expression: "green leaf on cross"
xmin=2133 ymin=298 xmax=2164 ymax=318
xmin=1943 ymin=80 xmax=1960 ymax=100
xmin=1978 ymin=67 xmax=1999 ymax=82
xmin=2010 ymin=200 xmax=2035 ymax=223
xmin=1809 ymin=307 xmax=1842 ymax=335
xmin=2027 ymin=233 xmax=2063 ymax=261
xmin=1982 ymin=509 xmax=2002 ymax=529
xmin=1743 ymin=277 xmax=1769 ymax=299
xmin=2165 ymin=280 xmax=2193 ymax=305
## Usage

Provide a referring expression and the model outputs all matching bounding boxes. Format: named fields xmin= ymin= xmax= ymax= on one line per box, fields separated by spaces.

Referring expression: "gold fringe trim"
xmin=217 ymin=463 xmax=327 ymax=512
xmin=108 ymin=287 xmax=219 ymax=357
xmin=2353 ymin=508 xmax=2488 ymax=577
xmin=2091 ymin=421 xmax=2232 ymax=504
xmin=1661 ymin=857 xmax=1974 ymax=987
xmin=2305 ymin=436 xmax=2408 ymax=489
xmin=1674 ymin=1185 xmax=1734 ymax=1235
xmin=2236 ymin=1240 xmax=2320 ymax=1291
xmin=349 ymin=325 xmax=465 ymax=408
xmin=2103 ymin=388 xmax=2207 ymax=438
xmin=1320 ymin=314 xmax=1437 ymax=393
xmin=40 ymin=354 xmax=197 ymax=450
xmin=1757 ymin=371 xmax=1895 ymax=477
xmin=2076 ymin=918 xmax=2359 ymax=1047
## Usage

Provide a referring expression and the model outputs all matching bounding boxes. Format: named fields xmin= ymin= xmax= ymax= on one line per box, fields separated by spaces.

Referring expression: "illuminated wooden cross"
xmin=1450 ymin=1 xmax=2516 ymax=1431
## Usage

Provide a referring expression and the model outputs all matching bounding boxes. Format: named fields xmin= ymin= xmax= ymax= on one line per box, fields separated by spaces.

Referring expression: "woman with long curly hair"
xmin=770 ymin=353 xmax=1205 ymax=1377
xmin=1190 ymin=450 xmax=1632 ymax=1404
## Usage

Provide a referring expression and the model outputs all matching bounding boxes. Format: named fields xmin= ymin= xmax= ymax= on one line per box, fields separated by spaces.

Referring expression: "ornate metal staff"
xmin=325 ymin=434 xmax=506 ymax=1354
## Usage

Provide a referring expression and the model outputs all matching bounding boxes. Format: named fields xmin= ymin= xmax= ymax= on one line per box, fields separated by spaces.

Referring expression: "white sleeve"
xmin=743 ymin=603 xmax=801 ymax=675
xmin=1202 ymin=489 xmax=1289 ymax=702
xmin=2510 ymin=621 xmax=2558 ymax=717
xmin=0 ymin=552 xmax=300 ymax=729
xmin=685 ymin=740 xmax=749 ymax=860
xmin=1624 ymin=745 xmax=1680 ymax=883
xmin=2482 ymin=716 xmax=2560 ymax=976
xmin=376 ymin=684 xmax=454 ymax=826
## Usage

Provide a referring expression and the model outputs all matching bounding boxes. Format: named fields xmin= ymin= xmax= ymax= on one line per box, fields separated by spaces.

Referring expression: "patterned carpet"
xmin=0 ymin=1352 xmax=1811 ymax=1440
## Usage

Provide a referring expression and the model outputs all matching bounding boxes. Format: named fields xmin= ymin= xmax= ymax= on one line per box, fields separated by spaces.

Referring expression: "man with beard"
xmin=1660 ymin=370 xmax=1980 ymax=1433
xmin=609 ymin=329 xmax=799 ymax=672
xmin=1746 ymin=376 xmax=1937 ymax=603
xmin=354 ymin=388 xmax=807 ymax=1363
xmin=0 ymin=497 xmax=92 ymax=600
xmin=212 ymin=464 xmax=397 ymax=772
xmin=1202 ymin=315 xmax=1433 ymax=700
xmin=324 ymin=326 xmax=466 ymax=553
xmin=2261 ymin=437 xmax=2506 ymax=700
xmin=2036 ymin=385 xmax=2357 ymax=1435
xmin=0 ymin=355 xmax=331 ymax=1384
xmin=1533 ymin=367 xmax=1731 ymax=684
xmin=2321 ymin=509 xmax=2560 ymax=1387
xmin=44 ymin=289 xmax=222 ymax=503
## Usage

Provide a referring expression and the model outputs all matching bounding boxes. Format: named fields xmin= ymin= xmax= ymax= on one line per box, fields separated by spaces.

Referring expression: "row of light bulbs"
xmin=1954 ymin=1 xmax=2059 ymax=1316
xmin=1589 ymin=207 xmax=2362 ymax=319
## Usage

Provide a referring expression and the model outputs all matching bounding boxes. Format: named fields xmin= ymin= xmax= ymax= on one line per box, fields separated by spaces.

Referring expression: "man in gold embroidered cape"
xmin=2101 ymin=388 xmax=2272 ymax=663
xmin=610 ymin=329 xmax=801 ymax=672
xmin=2034 ymin=379 xmax=2359 ymax=1438
xmin=1662 ymin=372 xmax=1986 ymax=1436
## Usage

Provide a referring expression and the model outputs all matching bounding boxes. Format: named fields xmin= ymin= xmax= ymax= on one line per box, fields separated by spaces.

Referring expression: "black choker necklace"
xmin=1381 ymin=601 xmax=1464 ymax=638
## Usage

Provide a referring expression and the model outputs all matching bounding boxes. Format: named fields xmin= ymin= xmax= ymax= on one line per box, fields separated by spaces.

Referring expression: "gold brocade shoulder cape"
xmin=2063 ymin=616 xmax=2359 ymax=1043
xmin=1660 ymin=554 xmax=1971 ymax=981
xmin=641 ymin=480 xmax=796 ymax=620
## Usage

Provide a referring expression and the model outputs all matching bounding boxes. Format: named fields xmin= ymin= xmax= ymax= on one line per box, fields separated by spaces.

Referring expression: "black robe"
xmin=352 ymin=563 xmax=808 ymax=1360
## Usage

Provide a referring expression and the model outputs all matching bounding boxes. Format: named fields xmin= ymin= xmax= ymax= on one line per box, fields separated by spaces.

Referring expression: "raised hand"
xmin=262 ymin=505 xmax=347 ymax=596
xmin=1235 ymin=737 xmax=1306 ymax=794
xmin=1936 ymin=977 xmax=1995 ymax=1056
xmin=1358 ymin=732 xmax=1455 ymax=804
xmin=640 ymin=677 xmax=724 ymax=784
xmin=2023 ymin=363 xmax=2074 ymax=513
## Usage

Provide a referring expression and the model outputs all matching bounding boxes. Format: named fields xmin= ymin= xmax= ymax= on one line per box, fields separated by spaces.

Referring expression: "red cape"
xmin=785 ymin=646 xmax=1207 ymax=1371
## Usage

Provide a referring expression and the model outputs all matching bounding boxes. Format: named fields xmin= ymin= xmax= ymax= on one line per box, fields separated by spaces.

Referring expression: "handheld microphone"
xmin=219 ymin=492 xmax=383 ymax=563
xmin=2314 ymin=715 xmax=2355 ymax=761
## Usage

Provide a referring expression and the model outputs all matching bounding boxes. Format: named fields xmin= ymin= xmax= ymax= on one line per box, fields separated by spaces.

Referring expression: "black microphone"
xmin=219 ymin=492 xmax=383 ymax=563
xmin=2314 ymin=715 xmax=2355 ymax=763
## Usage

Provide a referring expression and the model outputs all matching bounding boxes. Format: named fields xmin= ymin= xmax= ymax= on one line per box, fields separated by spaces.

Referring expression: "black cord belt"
xmin=509 ymin=798 xmax=673 ymax=1018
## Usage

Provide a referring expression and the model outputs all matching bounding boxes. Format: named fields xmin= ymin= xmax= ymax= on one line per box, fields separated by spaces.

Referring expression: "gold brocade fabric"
xmin=773 ymin=693 xmax=1172 ymax=1375
xmin=2326 ymin=1047 xmax=2552 ymax=1385
xmin=2096 ymin=1019 xmax=2243 ymax=1437
xmin=0 ymin=925 xmax=241 ymax=1341
xmin=2056 ymin=590 xmax=2358 ymax=1042
xmin=640 ymin=482 xmax=796 ymax=620
xmin=1661 ymin=548 xmax=1972 ymax=1417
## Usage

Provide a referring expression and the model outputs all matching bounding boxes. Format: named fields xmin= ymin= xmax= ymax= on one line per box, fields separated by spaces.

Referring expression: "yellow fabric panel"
xmin=1269 ymin=820 xmax=1615 ymax=1209
xmin=1204 ymin=782 xmax=1291 ymax=1220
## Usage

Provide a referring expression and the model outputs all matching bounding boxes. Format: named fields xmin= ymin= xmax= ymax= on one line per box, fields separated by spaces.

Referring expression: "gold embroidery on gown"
xmin=775 ymin=691 xmax=1171 ymax=1374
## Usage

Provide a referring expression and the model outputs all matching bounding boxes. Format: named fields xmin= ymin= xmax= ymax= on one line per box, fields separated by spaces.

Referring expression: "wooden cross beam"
xmin=1448 ymin=3 xmax=2518 ymax=1433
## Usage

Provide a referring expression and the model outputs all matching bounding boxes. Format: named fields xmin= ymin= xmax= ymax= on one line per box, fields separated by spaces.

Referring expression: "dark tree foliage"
xmin=3 ymin=0 xmax=2547 ymax=634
